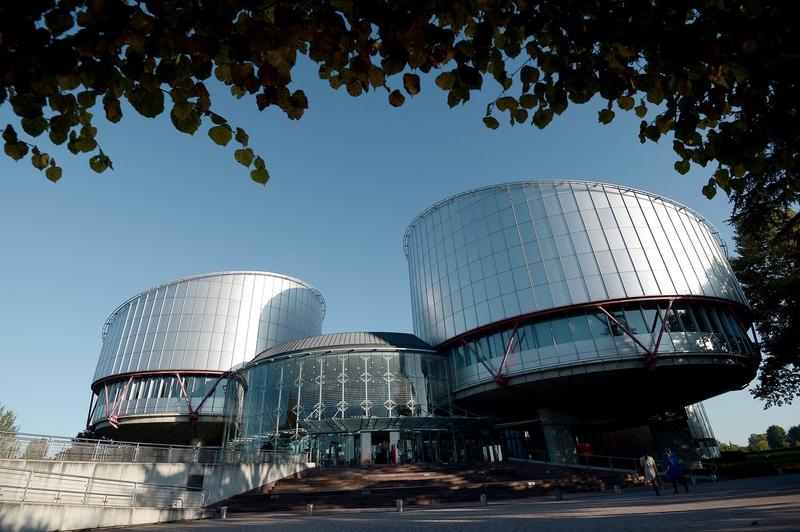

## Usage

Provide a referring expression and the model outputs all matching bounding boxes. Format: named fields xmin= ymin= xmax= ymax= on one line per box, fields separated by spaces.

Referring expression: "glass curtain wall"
xmin=224 ymin=349 xmax=452 ymax=454
xmin=444 ymin=299 xmax=756 ymax=391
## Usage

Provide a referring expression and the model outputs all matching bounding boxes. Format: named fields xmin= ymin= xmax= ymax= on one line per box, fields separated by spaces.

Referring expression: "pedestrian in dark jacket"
xmin=663 ymin=448 xmax=689 ymax=493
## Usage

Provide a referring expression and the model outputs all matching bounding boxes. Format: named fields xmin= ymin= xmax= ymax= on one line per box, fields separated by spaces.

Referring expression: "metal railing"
xmin=516 ymin=449 xmax=641 ymax=472
xmin=0 ymin=432 xmax=308 ymax=465
xmin=0 ymin=465 xmax=208 ymax=508
xmin=514 ymin=449 xmax=717 ymax=478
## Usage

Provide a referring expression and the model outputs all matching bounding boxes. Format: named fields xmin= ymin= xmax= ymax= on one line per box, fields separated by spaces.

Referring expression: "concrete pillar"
xmin=538 ymin=408 xmax=578 ymax=464
xmin=360 ymin=432 xmax=372 ymax=464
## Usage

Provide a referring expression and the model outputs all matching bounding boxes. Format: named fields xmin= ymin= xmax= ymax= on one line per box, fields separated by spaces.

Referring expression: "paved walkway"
xmin=120 ymin=475 xmax=800 ymax=531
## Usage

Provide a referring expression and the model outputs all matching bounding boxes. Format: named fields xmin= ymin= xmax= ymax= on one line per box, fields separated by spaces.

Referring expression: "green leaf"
xmin=435 ymin=71 xmax=455 ymax=90
xmin=674 ymin=160 xmax=690 ymax=174
xmin=77 ymin=91 xmax=97 ymax=108
xmin=495 ymin=96 xmax=517 ymax=112
xmin=702 ymin=180 xmax=717 ymax=199
xmin=235 ymin=127 xmax=249 ymax=145
xmin=2 ymin=125 xmax=18 ymax=143
xmin=234 ymin=147 xmax=254 ymax=167
xmin=532 ymin=108 xmax=553 ymax=129
xmin=617 ymin=96 xmax=635 ymax=110
xmin=4 ymin=141 xmax=28 ymax=160
xmin=368 ymin=67 xmax=385 ymax=89
xmin=208 ymin=112 xmax=227 ymax=125
xmin=103 ymin=94 xmax=123 ymax=123
xmin=598 ymin=108 xmax=615 ymax=124
xmin=170 ymin=102 xmax=201 ymax=134
xmin=519 ymin=94 xmax=538 ymax=109
xmin=21 ymin=116 xmax=48 ymax=137
xmin=208 ymin=124 xmax=232 ymax=146
xmin=520 ymin=65 xmax=540 ymax=84
xmin=634 ymin=102 xmax=647 ymax=118
xmin=45 ymin=164 xmax=62 ymax=182
xmin=483 ymin=116 xmax=500 ymax=129
xmin=31 ymin=149 xmax=50 ymax=170
xmin=253 ymin=156 xmax=266 ymax=169
xmin=388 ymin=89 xmax=405 ymax=107
xmin=513 ymin=108 xmax=528 ymax=124
xmin=644 ymin=125 xmax=661 ymax=142
xmin=89 ymin=153 xmax=112 ymax=173
xmin=128 ymin=86 xmax=164 ymax=118
xmin=250 ymin=167 xmax=269 ymax=184
xmin=403 ymin=73 xmax=421 ymax=95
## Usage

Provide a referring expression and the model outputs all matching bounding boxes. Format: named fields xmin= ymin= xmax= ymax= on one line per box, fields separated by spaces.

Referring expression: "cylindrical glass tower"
xmin=87 ymin=271 xmax=325 ymax=444
xmin=404 ymin=181 xmax=758 ymax=417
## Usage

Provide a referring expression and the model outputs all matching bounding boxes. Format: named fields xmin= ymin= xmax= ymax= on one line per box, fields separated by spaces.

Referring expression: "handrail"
xmin=0 ymin=432 xmax=307 ymax=465
xmin=0 ymin=465 xmax=209 ymax=508
xmin=513 ymin=449 xmax=716 ymax=477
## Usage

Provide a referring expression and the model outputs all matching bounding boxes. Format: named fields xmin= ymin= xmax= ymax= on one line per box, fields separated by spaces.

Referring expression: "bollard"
xmin=613 ymin=485 xmax=621 ymax=495
xmin=691 ymin=475 xmax=697 ymax=485
xmin=396 ymin=499 xmax=404 ymax=512
xmin=306 ymin=503 xmax=314 ymax=516
xmin=219 ymin=506 xmax=228 ymax=519
xmin=554 ymin=488 xmax=563 ymax=500
xmin=480 ymin=493 xmax=488 ymax=507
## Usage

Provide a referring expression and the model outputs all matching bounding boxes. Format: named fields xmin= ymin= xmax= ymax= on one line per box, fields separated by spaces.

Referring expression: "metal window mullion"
xmin=274 ymin=365 xmax=284 ymax=439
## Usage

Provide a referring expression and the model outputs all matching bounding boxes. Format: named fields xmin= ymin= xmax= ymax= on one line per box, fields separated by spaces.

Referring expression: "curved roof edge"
xmin=102 ymin=271 xmax=326 ymax=339
xmin=251 ymin=331 xmax=436 ymax=363
xmin=402 ymin=179 xmax=724 ymax=257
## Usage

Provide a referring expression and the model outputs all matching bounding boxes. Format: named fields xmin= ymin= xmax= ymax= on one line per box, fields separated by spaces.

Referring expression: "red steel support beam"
xmin=191 ymin=372 xmax=231 ymax=425
xmin=598 ymin=306 xmax=655 ymax=356
xmin=106 ymin=376 xmax=134 ymax=429
xmin=175 ymin=372 xmax=196 ymax=424
xmin=461 ymin=339 xmax=499 ymax=379
xmin=497 ymin=321 xmax=520 ymax=377
xmin=597 ymin=299 xmax=676 ymax=370
xmin=649 ymin=299 xmax=675 ymax=367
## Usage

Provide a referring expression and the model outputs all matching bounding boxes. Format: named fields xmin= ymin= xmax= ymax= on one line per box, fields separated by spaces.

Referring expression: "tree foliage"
xmin=747 ymin=433 xmax=769 ymax=452
xmin=732 ymin=209 xmax=800 ymax=408
xmin=765 ymin=425 xmax=789 ymax=450
xmin=0 ymin=402 xmax=18 ymax=434
xmin=788 ymin=425 xmax=800 ymax=447
xmin=0 ymin=0 xmax=798 ymax=206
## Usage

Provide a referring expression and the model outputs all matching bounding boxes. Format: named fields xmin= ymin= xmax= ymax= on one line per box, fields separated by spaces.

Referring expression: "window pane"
xmin=624 ymin=307 xmax=648 ymax=334
xmin=587 ymin=312 xmax=611 ymax=337
xmin=551 ymin=317 xmax=574 ymax=344
xmin=569 ymin=314 xmax=593 ymax=342
xmin=642 ymin=305 xmax=660 ymax=334
xmin=534 ymin=321 xmax=554 ymax=346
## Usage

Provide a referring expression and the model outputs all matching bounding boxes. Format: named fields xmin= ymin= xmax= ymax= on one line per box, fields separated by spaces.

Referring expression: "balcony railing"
xmin=0 ymin=432 xmax=308 ymax=465
xmin=0 ymin=465 xmax=208 ymax=508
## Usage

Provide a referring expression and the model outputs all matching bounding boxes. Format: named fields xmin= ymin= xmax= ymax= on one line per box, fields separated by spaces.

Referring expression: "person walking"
xmin=640 ymin=452 xmax=661 ymax=495
xmin=662 ymin=448 xmax=689 ymax=493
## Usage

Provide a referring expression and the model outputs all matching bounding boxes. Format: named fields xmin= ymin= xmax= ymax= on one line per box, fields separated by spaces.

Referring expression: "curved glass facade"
xmin=404 ymin=181 xmax=747 ymax=346
xmin=93 ymin=271 xmax=325 ymax=380
xmin=89 ymin=271 xmax=325 ymax=438
xmin=444 ymin=298 xmax=756 ymax=393
xmin=224 ymin=333 xmax=462 ymax=463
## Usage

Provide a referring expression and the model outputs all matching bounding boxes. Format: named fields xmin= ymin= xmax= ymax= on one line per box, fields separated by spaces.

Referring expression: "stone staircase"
xmin=216 ymin=462 xmax=614 ymax=512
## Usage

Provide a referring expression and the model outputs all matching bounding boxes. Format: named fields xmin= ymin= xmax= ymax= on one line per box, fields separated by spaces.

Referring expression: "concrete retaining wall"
xmin=0 ymin=459 xmax=311 ymax=530
xmin=0 ymin=502 xmax=212 ymax=531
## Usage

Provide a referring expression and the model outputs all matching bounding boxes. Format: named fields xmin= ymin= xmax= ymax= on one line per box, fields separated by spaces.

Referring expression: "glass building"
xmin=87 ymin=271 xmax=325 ymax=444
xmin=403 ymin=181 xmax=758 ymax=461
xmin=224 ymin=332 xmax=487 ymax=465
xmin=88 ymin=181 xmax=758 ymax=463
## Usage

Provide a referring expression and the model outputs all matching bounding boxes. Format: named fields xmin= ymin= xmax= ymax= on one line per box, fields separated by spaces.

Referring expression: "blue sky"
xmin=0 ymin=59 xmax=796 ymax=444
